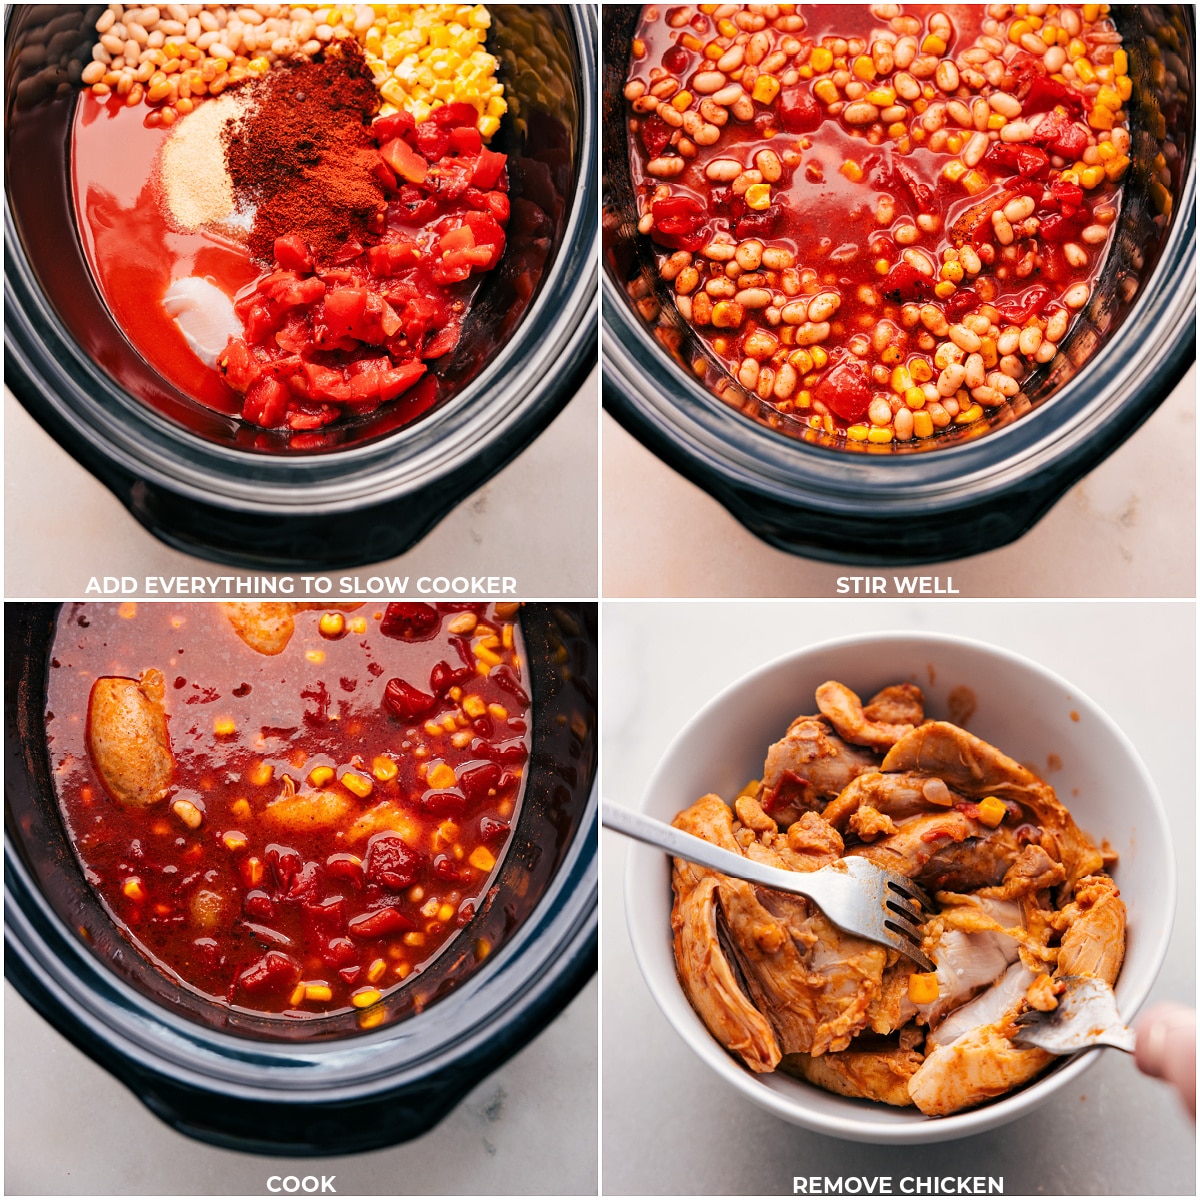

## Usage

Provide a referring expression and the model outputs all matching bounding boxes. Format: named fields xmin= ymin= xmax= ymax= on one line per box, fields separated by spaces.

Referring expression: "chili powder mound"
xmin=224 ymin=39 xmax=384 ymax=264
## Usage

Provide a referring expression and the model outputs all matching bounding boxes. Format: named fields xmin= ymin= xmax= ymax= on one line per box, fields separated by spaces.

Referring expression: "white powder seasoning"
xmin=157 ymin=92 xmax=249 ymax=232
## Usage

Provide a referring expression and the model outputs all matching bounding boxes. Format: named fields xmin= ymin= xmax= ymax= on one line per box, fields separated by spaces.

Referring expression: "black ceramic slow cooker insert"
xmin=5 ymin=5 xmax=598 ymax=569
xmin=5 ymin=602 xmax=598 ymax=1155
xmin=603 ymin=5 xmax=1195 ymax=565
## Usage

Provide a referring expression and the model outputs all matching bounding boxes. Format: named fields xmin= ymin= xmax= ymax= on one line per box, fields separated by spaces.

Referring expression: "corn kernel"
xmin=977 ymin=796 xmax=1008 ymax=827
xmin=1078 ymin=164 xmax=1104 ymax=188
xmin=438 ymin=902 xmax=455 ymax=922
xmin=319 ymin=612 xmax=345 ymax=638
xmin=305 ymin=649 xmax=326 ymax=664
xmin=463 ymin=694 xmax=487 ymax=718
xmin=245 ymin=856 xmax=265 ymax=887
xmin=1087 ymin=103 xmax=1114 ymax=130
xmin=840 ymin=160 xmax=865 ymax=182
xmin=248 ymin=761 xmax=273 ymax=787
xmin=420 ymin=762 xmax=454 ymax=791
xmin=1113 ymin=49 xmax=1128 ymax=75
xmin=309 ymin=765 xmax=335 ymax=788
xmin=223 ymin=831 xmax=247 ymax=851
xmin=122 ymin=877 xmax=146 ymax=903
xmin=403 ymin=931 xmax=426 ymax=947
xmin=1075 ymin=58 xmax=1096 ymax=84
xmin=752 ymin=73 xmax=780 ymax=105
xmin=349 ymin=616 xmax=367 ymax=634
xmin=214 ymin=716 xmax=236 ymax=737
xmin=851 ymin=55 xmax=875 ymax=81
xmin=367 ymin=957 xmax=387 ymax=984
xmin=475 ymin=937 xmax=492 ymax=961
xmin=913 ymin=410 xmax=935 ymax=438
xmin=469 ymin=845 xmax=496 ymax=872
xmin=909 ymin=972 xmax=940 ymax=1004
xmin=865 ymin=87 xmax=894 ymax=106
xmin=846 ymin=424 xmax=869 ymax=441
xmin=342 ymin=771 xmax=374 ymax=799
xmin=810 ymin=46 xmax=833 ymax=73
xmin=372 ymin=755 xmax=398 ymax=782
xmin=814 ymin=78 xmax=839 ymax=105
xmin=352 ymin=988 xmax=383 ymax=1009
xmin=672 ymin=90 xmax=692 ymax=111
xmin=487 ymin=703 xmax=509 ymax=720
xmin=745 ymin=183 xmax=772 ymax=210
xmin=1104 ymin=154 xmax=1130 ymax=183
xmin=305 ymin=984 xmax=333 ymax=1002
xmin=934 ymin=280 xmax=957 ymax=300
xmin=867 ymin=426 xmax=894 ymax=443
xmin=289 ymin=984 xmax=306 ymax=1008
xmin=922 ymin=33 xmax=947 ymax=54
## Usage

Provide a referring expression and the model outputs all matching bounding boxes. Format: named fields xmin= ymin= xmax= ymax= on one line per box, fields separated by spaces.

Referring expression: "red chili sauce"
xmin=627 ymin=4 xmax=1129 ymax=445
xmin=47 ymin=601 xmax=529 ymax=1022
xmin=71 ymin=92 xmax=508 ymax=439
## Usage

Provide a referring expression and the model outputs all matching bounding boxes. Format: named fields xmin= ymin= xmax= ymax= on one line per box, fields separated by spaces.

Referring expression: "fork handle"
xmin=601 ymin=800 xmax=816 ymax=900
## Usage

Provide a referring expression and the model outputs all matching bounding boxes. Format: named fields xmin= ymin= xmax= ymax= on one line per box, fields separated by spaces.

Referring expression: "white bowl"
xmin=623 ymin=631 xmax=1175 ymax=1145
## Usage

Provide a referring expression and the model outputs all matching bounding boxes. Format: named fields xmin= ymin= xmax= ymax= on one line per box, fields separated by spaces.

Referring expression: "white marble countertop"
xmin=602 ymin=365 xmax=1196 ymax=598
xmin=4 ymin=369 xmax=598 ymax=599
xmin=4 ymin=976 xmax=597 ymax=1196
xmin=601 ymin=601 xmax=1195 ymax=1196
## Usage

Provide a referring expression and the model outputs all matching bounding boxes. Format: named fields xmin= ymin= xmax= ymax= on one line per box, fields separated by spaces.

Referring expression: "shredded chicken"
xmin=669 ymin=679 xmax=1125 ymax=1119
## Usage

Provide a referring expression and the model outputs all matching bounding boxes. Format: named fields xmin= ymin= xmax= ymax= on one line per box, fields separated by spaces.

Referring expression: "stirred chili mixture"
xmin=47 ymin=601 xmax=529 ymax=1023
xmin=625 ymin=4 xmax=1131 ymax=446
xmin=73 ymin=5 xmax=509 ymax=441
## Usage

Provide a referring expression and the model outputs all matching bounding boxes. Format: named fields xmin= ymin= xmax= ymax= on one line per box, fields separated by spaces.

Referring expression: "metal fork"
xmin=604 ymin=800 xmax=935 ymax=971
xmin=1011 ymin=976 xmax=1136 ymax=1055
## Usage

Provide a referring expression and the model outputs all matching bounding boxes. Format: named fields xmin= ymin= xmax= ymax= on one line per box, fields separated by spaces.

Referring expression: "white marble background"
xmin=601 ymin=600 xmax=1195 ymax=1196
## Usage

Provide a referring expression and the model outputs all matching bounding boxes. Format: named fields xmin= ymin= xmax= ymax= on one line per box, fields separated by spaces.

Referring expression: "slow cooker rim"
xmin=3 ymin=3 xmax=599 ymax=516
xmin=599 ymin=11 xmax=1196 ymax=515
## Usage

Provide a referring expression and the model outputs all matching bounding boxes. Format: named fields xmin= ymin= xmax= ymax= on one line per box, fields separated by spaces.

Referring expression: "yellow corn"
xmin=305 ymin=649 xmax=325 ymax=665
xmin=342 ymin=771 xmax=374 ymax=799
xmin=934 ymin=280 xmax=957 ymax=300
xmin=469 ymin=845 xmax=497 ymax=872
xmin=223 ymin=831 xmax=247 ymax=851
xmin=814 ymin=77 xmax=839 ymax=105
xmin=372 ymin=755 xmax=399 ymax=782
xmin=752 ymin=73 xmax=780 ymax=104
xmin=305 ymin=984 xmax=333 ymax=1003
xmin=352 ymin=988 xmax=383 ymax=1009
xmin=846 ymin=424 xmax=869 ymax=441
xmin=1074 ymin=58 xmax=1096 ymax=84
xmin=438 ymin=902 xmax=455 ymax=922
xmin=363 ymin=4 xmax=506 ymax=138
xmin=214 ymin=716 xmax=236 ymax=736
xmin=955 ymin=403 xmax=984 ymax=424
xmin=289 ymin=985 xmax=306 ymax=1008
xmin=851 ymin=55 xmax=875 ymax=81
xmin=908 ymin=972 xmax=940 ymax=1004
xmin=349 ymin=616 xmax=367 ymax=635
xmin=922 ymin=33 xmax=947 ymax=54
xmin=810 ymin=347 xmax=828 ymax=369
xmin=488 ymin=702 xmax=509 ymax=720
xmin=840 ymin=160 xmax=865 ymax=182
xmin=309 ymin=765 xmax=335 ymax=788
xmin=745 ymin=183 xmax=771 ymax=211
xmin=977 ymin=796 xmax=1008 ymax=827
xmin=904 ymin=386 xmax=927 ymax=409
xmin=867 ymin=426 xmax=893 ymax=443
xmin=319 ymin=612 xmax=345 ymax=638
xmin=913 ymin=410 xmax=935 ymax=438
xmin=428 ymin=762 xmax=457 ymax=790
xmin=122 ymin=877 xmax=146 ymax=903
xmin=810 ymin=46 xmax=834 ymax=73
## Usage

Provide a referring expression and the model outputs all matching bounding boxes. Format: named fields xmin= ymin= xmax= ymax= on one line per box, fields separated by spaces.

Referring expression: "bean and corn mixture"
xmin=48 ymin=601 xmax=529 ymax=1021
xmin=625 ymin=4 xmax=1131 ymax=445
xmin=81 ymin=4 xmax=507 ymax=136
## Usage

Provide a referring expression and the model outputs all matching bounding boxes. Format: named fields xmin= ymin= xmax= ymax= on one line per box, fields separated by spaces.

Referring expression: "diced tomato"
xmin=427 ymin=101 xmax=478 ymax=129
xmin=1023 ymin=74 xmax=1086 ymax=118
xmin=880 ymin=262 xmax=931 ymax=304
xmin=238 ymin=951 xmax=299 ymax=995
xmin=381 ymin=602 xmax=442 ymax=641
xmin=439 ymin=225 xmax=477 ymax=255
xmin=379 ymin=137 xmax=428 ymax=185
xmin=1051 ymin=180 xmax=1085 ymax=208
xmin=479 ymin=816 xmax=511 ymax=843
xmin=995 ymin=285 xmax=1052 ymax=325
xmin=651 ymin=193 xmax=706 ymax=250
xmin=419 ymin=788 xmax=468 ymax=816
xmin=778 ymin=87 xmax=821 ymax=133
xmin=945 ymin=289 xmax=980 ymax=321
xmin=814 ymin=361 xmax=871 ymax=423
xmin=1031 ymin=110 xmax=1089 ymax=158
xmin=414 ymin=122 xmax=450 ymax=160
xmin=322 ymin=287 xmax=369 ymax=342
xmin=348 ymin=906 xmax=416 ymax=939
xmin=472 ymin=145 xmax=507 ymax=190
xmin=640 ymin=113 xmax=672 ymax=158
xmin=241 ymin=375 xmax=290 ymax=427
xmin=364 ymin=833 xmax=422 ymax=891
xmin=366 ymin=237 xmax=420 ymax=278
xmin=1038 ymin=210 xmax=1087 ymax=243
xmin=218 ymin=338 xmax=260 ymax=391
xmin=457 ymin=760 xmax=502 ymax=804
xmin=448 ymin=126 xmax=483 ymax=156
xmin=273 ymin=234 xmax=312 ymax=272
xmin=372 ymin=110 xmax=416 ymax=142
xmin=422 ymin=323 xmax=460 ymax=359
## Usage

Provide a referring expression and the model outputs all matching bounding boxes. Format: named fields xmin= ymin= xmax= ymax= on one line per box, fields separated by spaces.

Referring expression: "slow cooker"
xmin=602 ymin=5 xmax=1195 ymax=565
xmin=5 ymin=602 xmax=597 ymax=1155
xmin=5 ymin=5 xmax=598 ymax=569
